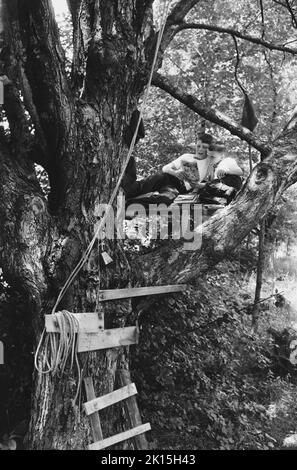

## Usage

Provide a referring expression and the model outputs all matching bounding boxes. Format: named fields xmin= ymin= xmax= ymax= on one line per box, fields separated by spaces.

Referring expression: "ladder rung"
xmin=88 ymin=423 xmax=151 ymax=450
xmin=84 ymin=383 xmax=137 ymax=415
xmin=45 ymin=312 xmax=104 ymax=333
xmin=98 ymin=285 xmax=187 ymax=301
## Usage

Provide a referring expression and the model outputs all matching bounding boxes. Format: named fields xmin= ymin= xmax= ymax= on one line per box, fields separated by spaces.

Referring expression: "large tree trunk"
xmin=0 ymin=0 xmax=154 ymax=449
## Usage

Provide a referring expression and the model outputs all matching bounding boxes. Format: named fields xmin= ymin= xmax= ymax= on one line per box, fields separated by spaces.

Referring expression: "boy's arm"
xmin=216 ymin=158 xmax=243 ymax=178
xmin=162 ymin=156 xmax=185 ymax=178
xmin=227 ymin=166 xmax=243 ymax=176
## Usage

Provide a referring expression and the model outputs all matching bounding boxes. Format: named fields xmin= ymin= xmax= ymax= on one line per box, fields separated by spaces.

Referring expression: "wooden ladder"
xmin=45 ymin=284 xmax=187 ymax=449
xmin=84 ymin=369 xmax=151 ymax=450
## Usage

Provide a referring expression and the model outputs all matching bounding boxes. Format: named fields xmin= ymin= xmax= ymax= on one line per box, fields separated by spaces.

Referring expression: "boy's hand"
xmin=193 ymin=182 xmax=206 ymax=190
xmin=174 ymin=168 xmax=186 ymax=179
xmin=166 ymin=167 xmax=185 ymax=179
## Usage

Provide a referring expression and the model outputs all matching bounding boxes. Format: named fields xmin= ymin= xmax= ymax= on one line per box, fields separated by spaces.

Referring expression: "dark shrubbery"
xmin=131 ymin=261 xmax=297 ymax=450
xmin=0 ymin=272 xmax=33 ymax=439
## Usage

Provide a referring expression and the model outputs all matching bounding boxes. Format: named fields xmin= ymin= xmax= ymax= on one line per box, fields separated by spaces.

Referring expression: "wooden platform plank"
xmin=98 ymin=285 xmax=187 ymax=302
xmin=78 ymin=326 xmax=139 ymax=353
xmin=88 ymin=423 xmax=151 ymax=450
xmin=84 ymin=377 xmax=103 ymax=443
xmin=116 ymin=369 xmax=149 ymax=450
xmin=84 ymin=383 xmax=137 ymax=415
xmin=45 ymin=312 xmax=104 ymax=333
xmin=203 ymin=204 xmax=226 ymax=210
xmin=0 ymin=340 xmax=4 ymax=365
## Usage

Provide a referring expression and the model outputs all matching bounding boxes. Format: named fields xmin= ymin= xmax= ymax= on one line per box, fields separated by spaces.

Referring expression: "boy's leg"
xmin=139 ymin=173 xmax=187 ymax=194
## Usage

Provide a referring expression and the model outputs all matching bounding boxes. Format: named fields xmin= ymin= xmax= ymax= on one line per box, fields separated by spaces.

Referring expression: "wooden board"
xmin=84 ymin=383 xmax=137 ymax=416
xmin=0 ymin=340 xmax=4 ymax=365
xmin=116 ymin=369 xmax=149 ymax=450
xmin=84 ymin=377 xmax=103 ymax=442
xmin=0 ymin=81 xmax=3 ymax=105
xmin=203 ymin=204 xmax=226 ymax=210
xmin=88 ymin=423 xmax=151 ymax=450
xmin=98 ymin=285 xmax=187 ymax=302
xmin=45 ymin=312 xmax=104 ymax=333
xmin=78 ymin=326 xmax=139 ymax=353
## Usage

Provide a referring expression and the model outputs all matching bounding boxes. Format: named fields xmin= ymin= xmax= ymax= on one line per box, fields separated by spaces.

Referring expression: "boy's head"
xmin=199 ymin=133 xmax=213 ymax=145
xmin=209 ymin=140 xmax=226 ymax=152
xmin=208 ymin=140 xmax=226 ymax=165
xmin=195 ymin=133 xmax=213 ymax=159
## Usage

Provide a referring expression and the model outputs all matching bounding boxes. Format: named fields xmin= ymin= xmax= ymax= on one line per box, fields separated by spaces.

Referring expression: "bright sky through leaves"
xmin=52 ymin=0 xmax=68 ymax=16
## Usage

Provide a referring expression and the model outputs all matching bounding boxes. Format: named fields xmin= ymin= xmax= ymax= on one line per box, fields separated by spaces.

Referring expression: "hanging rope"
xmin=232 ymin=35 xmax=259 ymax=173
xmin=232 ymin=35 xmax=246 ymax=96
xmin=34 ymin=2 xmax=172 ymax=392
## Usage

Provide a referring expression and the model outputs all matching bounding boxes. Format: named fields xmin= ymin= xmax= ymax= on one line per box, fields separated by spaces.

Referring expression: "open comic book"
xmin=181 ymin=159 xmax=200 ymax=187
xmin=173 ymin=192 xmax=200 ymax=204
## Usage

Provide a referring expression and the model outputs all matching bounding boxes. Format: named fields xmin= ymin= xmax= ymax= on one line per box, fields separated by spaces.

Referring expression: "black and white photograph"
xmin=1 ymin=0 xmax=297 ymax=454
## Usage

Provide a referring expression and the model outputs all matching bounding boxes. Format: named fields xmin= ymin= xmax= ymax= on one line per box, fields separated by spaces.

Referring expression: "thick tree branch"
xmin=66 ymin=0 xmax=81 ymax=23
xmin=67 ymin=0 xmax=91 ymax=94
xmin=161 ymin=0 xmax=201 ymax=49
xmin=140 ymin=144 xmax=297 ymax=288
xmin=1 ymin=1 xmax=48 ymax=159
xmin=152 ymin=71 xmax=271 ymax=154
xmin=3 ymin=0 xmax=77 ymax=211
xmin=166 ymin=0 xmax=201 ymax=24
xmin=15 ymin=0 xmax=73 ymax=158
xmin=145 ymin=0 xmax=201 ymax=69
xmin=84 ymin=0 xmax=144 ymax=98
xmin=0 ymin=2 xmax=35 ymax=156
xmin=0 ymin=141 xmax=49 ymax=315
xmin=273 ymin=0 xmax=297 ymax=29
xmin=174 ymin=22 xmax=297 ymax=55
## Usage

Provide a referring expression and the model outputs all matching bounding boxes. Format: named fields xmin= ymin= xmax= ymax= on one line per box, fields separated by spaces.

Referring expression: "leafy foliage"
xmin=125 ymin=1 xmax=297 ymax=449
xmin=135 ymin=0 xmax=297 ymax=181
xmin=132 ymin=259 xmax=297 ymax=450
xmin=0 ymin=272 xmax=33 ymax=439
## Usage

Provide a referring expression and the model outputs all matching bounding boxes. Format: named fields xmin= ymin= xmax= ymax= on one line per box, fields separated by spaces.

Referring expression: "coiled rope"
xmin=34 ymin=311 xmax=82 ymax=402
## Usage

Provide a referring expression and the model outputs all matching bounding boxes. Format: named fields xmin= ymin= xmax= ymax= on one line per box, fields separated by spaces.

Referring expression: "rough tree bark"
xmin=251 ymin=218 xmax=266 ymax=330
xmin=0 ymin=0 xmax=297 ymax=450
xmin=0 ymin=0 xmax=158 ymax=449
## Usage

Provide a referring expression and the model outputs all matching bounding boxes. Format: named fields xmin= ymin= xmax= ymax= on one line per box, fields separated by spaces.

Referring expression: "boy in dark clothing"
xmin=122 ymin=134 xmax=214 ymax=199
xmin=198 ymin=157 xmax=243 ymax=205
